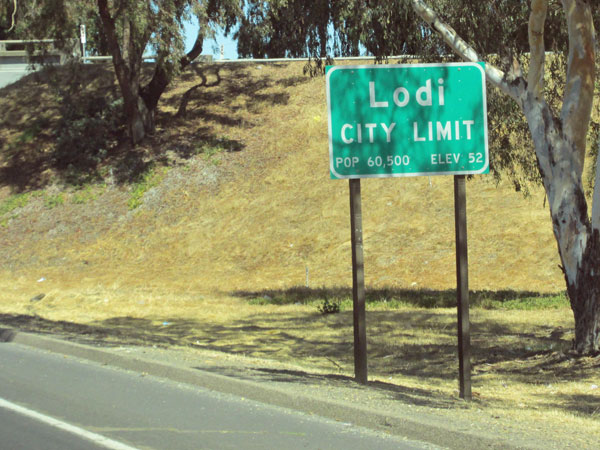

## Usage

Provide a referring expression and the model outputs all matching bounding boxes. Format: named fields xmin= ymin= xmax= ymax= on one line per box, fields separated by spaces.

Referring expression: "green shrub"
xmin=0 ymin=193 xmax=30 ymax=217
xmin=71 ymin=184 xmax=104 ymax=205
xmin=0 ymin=193 xmax=31 ymax=227
xmin=44 ymin=193 xmax=65 ymax=209
xmin=317 ymin=298 xmax=341 ymax=314
xmin=128 ymin=166 xmax=166 ymax=210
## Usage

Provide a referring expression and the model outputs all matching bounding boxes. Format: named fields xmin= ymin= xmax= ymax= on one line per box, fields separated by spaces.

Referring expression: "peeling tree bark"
xmin=410 ymin=0 xmax=599 ymax=354
xmin=567 ymin=227 xmax=600 ymax=354
xmin=561 ymin=0 xmax=595 ymax=173
xmin=528 ymin=0 xmax=547 ymax=99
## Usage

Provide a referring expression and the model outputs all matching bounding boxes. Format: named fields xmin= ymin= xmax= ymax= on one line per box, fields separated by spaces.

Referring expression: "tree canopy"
xmin=237 ymin=0 xmax=432 ymax=59
xmin=12 ymin=1 xmax=241 ymax=144
xmin=236 ymin=1 xmax=596 ymax=59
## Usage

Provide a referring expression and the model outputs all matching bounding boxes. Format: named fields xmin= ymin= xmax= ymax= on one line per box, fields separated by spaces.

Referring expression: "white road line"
xmin=0 ymin=397 xmax=140 ymax=450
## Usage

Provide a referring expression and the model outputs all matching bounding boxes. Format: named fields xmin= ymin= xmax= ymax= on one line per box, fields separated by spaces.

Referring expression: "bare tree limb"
xmin=528 ymin=0 xmax=548 ymax=99
xmin=409 ymin=0 xmax=525 ymax=103
xmin=4 ymin=0 xmax=17 ymax=32
xmin=182 ymin=30 xmax=204 ymax=67
xmin=561 ymin=0 xmax=595 ymax=172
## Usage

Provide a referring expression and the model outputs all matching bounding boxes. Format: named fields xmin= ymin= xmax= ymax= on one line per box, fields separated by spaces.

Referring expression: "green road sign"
xmin=326 ymin=63 xmax=489 ymax=179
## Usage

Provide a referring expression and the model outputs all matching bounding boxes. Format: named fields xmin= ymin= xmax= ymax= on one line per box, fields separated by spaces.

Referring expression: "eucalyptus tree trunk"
xmin=567 ymin=230 xmax=600 ymax=353
xmin=521 ymin=94 xmax=600 ymax=354
xmin=410 ymin=0 xmax=600 ymax=354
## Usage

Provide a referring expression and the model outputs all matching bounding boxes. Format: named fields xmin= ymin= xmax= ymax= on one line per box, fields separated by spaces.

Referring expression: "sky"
xmin=184 ymin=19 xmax=238 ymax=60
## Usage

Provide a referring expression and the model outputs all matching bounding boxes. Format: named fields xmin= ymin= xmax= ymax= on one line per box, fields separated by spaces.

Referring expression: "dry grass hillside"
xmin=0 ymin=61 xmax=563 ymax=302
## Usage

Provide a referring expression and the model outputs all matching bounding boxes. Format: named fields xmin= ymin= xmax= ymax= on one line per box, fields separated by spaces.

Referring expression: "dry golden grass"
xmin=0 ymin=61 xmax=563 ymax=295
xmin=0 ymin=61 xmax=598 ymax=443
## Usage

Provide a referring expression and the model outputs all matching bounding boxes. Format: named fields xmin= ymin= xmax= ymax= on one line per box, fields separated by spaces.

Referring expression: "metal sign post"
xmin=454 ymin=175 xmax=472 ymax=400
xmin=79 ymin=24 xmax=86 ymax=61
xmin=349 ymin=178 xmax=368 ymax=384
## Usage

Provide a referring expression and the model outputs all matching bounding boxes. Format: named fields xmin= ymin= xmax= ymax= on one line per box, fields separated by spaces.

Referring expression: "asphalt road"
xmin=0 ymin=342 xmax=438 ymax=449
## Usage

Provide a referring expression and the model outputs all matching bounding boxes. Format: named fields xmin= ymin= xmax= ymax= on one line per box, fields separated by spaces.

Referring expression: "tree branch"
xmin=140 ymin=29 xmax=205 ymax=112
xmin=409 ymin=0 xmax=525 ymax=103
xmin=182 ymin=30 xmax=204 ymax=67
xmin=561 ymin=0 xmax=595 ymax=172
xmin=7 ymin=0 xmax=17 ymax=32
xmin=528 ymin=0 xmax=548 ymax=99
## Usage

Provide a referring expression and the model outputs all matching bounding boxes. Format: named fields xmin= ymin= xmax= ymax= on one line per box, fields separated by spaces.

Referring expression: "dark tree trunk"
xmin=98 ymin=0 xmax=146 ymax=144
xmin=139 ymin=32 xmax=206 ymax=132
xmin=140 ymin=64 xmax=170 ymax=114
xmin=127 ymin=95 xmax=151 ymax=145
xmin=567 ymin=229 xmax=600 ymax=355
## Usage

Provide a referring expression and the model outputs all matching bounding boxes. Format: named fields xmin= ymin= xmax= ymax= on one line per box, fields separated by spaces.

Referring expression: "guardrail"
xmin=0 ymin=39 xmax=55 ymax=49
xmin=0 ymin=39 xmax=75 ymax=65
xmin=1 ymin=40 xmax=420 ymax=66
xmin=82 ymin=54 xmax=414 ymax=64
xmin=0 ymin=40 xmax=73 ymax=88
xmin=82 ymin=54 xmax=214 ymax=63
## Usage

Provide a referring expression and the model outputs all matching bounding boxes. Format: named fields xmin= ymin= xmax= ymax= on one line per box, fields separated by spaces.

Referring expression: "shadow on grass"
xmin=1 ymin=295 xmax=594 ymax=413
xmin=542 ymin=393 xmax=600 ymax=416
xmin=231 ymin=286 xmax=568 ymax=309
xmin=0 ymin=61 xmax=301 ymax=191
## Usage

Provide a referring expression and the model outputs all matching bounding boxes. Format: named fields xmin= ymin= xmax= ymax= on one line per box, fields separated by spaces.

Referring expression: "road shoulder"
xmin=0 ymin=326 xmax=572 ymax=449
